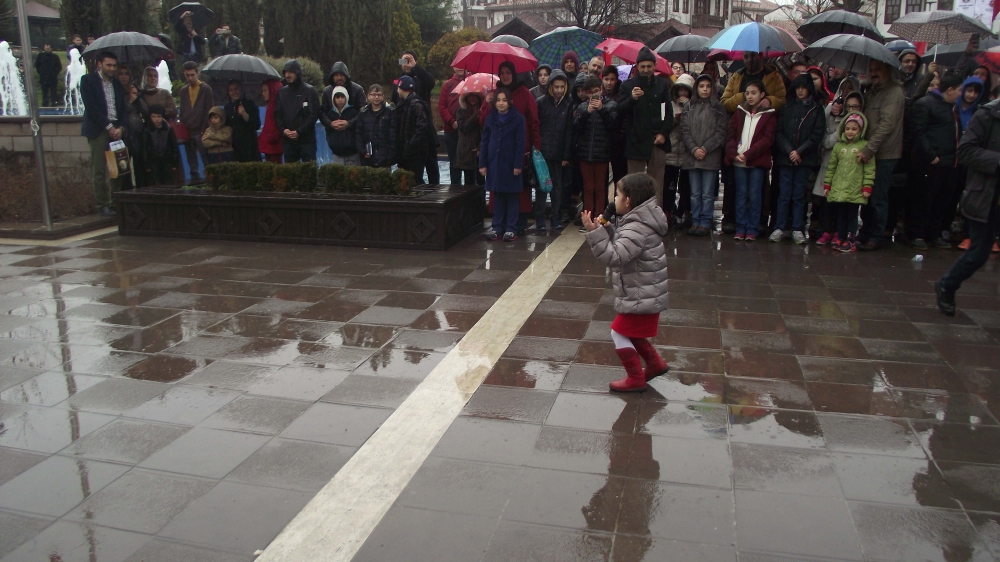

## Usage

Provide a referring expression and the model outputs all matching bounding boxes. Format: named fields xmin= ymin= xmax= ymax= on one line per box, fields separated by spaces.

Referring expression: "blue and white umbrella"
xmin=705 ymin=22 xmax=804 ymax=60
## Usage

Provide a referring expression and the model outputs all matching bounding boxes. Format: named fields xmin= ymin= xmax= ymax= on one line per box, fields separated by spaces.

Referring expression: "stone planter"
xmin=113 ymin=185 xmax=485 ymax=251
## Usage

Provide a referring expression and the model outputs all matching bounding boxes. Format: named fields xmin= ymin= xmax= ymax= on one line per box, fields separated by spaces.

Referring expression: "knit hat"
xmin=148 ymin=104 xmax=166 ymax=117
xmin=636 ymin=46 xmax=656 ymax=65
xmin=845 ymin=113 xmax=864 ymax=128
xmin=562 ymin=51 xmax=579 ymax=69
xmin=332 ymin=85 xmax=349 ymax=99
xmin=671 ymin=73 xmax=695 ymax=98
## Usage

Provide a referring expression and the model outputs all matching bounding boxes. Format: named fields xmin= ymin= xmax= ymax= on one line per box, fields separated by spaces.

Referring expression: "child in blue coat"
xmin=480 ymin=87 xmax=527 ymax=242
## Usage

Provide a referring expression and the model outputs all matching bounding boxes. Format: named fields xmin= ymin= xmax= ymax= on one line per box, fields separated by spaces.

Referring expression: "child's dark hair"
xmin=491 ymin=86 xmax=513 ymax=111
xmin=744 ymin=79 xmax=766 ymax=95
xmin=939 ymin=72 xmax=964 ymax=92
xmin=368 ymin=84 xmax=383 ymax=94
xmin=583 ymin=75 xmax=602 ymax=91
xmin=618 ymin=173 xmax=656 ymax=207
xmin=602 ymin=65 xmax=619 ymax=79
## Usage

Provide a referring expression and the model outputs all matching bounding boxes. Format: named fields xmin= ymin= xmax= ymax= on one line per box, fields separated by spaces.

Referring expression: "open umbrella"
xmin=889 ymin=10 xmax=994 ymax=44
xmin=705 ymin=22 xmax=804 ymax=60
xmin=168 ymin=2 xmax=214 ymax=29
xmin=451 ymin=72 xmax=499 ymax=95
xmin=202 ymin=54 xmax=281 ymax=82
xmin=491 ymin=35 xmax=529 ymax=48
xmin=529 ymin=26 xmax=603 ymax=68
xmin=802 ymin=34 xmax=901 ymax=75
xmin=885 ymin=39 xmax=917 ymax=53
xmin=82 ymin=31 xmax=171 ymax=63
xmin=798 ymin=10 xmax=883 ymax=43
xmin=596 ymin=38 xmax=672 ymax=75
xmin=974 ymin=46 xmax=1000 ymax=75
xmin=452 ymin=41 xmax=538 ymax=73
xmin=655 ymin=34 xmax=710 ymax=64
xmin=923 ymin=37 xmax=1000 ymax=65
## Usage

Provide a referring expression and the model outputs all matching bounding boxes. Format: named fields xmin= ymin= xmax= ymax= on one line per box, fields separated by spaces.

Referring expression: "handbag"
xmin=532 ymin=148 xmax=553 ymax=193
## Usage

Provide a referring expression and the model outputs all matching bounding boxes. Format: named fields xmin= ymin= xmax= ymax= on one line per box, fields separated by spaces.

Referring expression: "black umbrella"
xmin=801 ymin=33 xmax=901 ymax=74
xmin=82 ymin=31 xmax=171 ymax=63
xmin=922 ymin=37 xmax=1000 ymax=66
xmin=798 ymin=10 xmax=884 ymax=43
xmin=491 ymin=35 xmax=529 ymax=48
xmin=885 ymin=39 xmax=917 ymax=53
xmin=168 ymin=2 xmax=215 ymax=29
xmin=202 ymin=54 xmax=282 ymax=82
xmin=655 ymin=34 xmax=710 ymax=63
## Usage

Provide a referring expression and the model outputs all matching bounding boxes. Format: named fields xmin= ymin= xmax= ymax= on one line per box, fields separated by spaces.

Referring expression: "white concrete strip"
xmin=0 ymin=226 xmax=118 ymax=247
xmin=257 ymin=230 xmax=586 ymax=562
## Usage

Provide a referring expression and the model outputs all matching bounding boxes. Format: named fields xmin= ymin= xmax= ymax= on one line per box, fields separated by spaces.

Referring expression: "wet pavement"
xmin=0 ymin=225 xmax=998 ymax=561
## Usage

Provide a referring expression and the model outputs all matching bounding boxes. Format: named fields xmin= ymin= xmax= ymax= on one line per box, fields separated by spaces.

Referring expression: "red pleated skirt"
xmin=610 ymin=312 xmax=659 ymax=338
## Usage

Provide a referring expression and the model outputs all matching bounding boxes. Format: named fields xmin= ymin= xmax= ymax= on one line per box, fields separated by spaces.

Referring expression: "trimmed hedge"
xmin=204 ymin=162 xmax=318 ymax=192
xmin=318 ymin=165 xmax=417 ymax=196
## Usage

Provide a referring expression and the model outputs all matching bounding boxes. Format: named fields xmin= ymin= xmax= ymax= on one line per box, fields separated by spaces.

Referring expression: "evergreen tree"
xmin=61 ymin=0 xmax=103 ymax=39
xmin=426 ymin=27 xmax=485 ymax=79
xmin=261 ymin=0 xmax=282 ymax=57
xmin=0 ymin=0 xmax=18 ymax=44
xmin=106 ymin=0 xmax=152 ymax=33
xmin=408 ymin=0 xmax=455 ymax=46
xmin=224 ymin=0 xmax=260 ymax=54
xmin=386 ymin=0 xmax=422 ymax=83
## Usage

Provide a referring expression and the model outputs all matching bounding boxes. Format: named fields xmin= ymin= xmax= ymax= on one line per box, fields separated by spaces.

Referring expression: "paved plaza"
xmin=0 ymin=223 xmax=999 ymax=562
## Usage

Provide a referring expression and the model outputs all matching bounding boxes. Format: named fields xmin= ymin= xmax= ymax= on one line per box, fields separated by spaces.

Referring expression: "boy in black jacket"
xmin=144 ymin=105 xmax=179 ymax=185
xmin=322 ymin=86 xmax=360 ymax=166
xmin=533 ymin=69 xmax=574 ymax=231
xmin=395 ymin=75 xmax=433 ymax=183
xmin=355 ymin=85 xmax=397 ymax=168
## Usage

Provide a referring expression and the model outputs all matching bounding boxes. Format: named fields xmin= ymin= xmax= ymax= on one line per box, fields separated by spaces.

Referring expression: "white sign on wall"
xmin=955 ymin=0 xmax=994 ymax=29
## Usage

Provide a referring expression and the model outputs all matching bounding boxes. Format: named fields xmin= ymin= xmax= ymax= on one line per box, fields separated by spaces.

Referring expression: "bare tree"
xmin=545 ymin=0 xmax=661 ymax=35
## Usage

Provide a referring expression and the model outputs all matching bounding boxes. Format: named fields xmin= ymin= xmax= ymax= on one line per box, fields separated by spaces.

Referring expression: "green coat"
xmin=823 ymin=114 xmax=875 ymax=205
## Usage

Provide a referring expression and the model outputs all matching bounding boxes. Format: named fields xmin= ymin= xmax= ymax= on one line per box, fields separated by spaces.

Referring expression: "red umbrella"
xmin=976 ymin=47 xmax=1000 ymax=75
xmin=451 ymin=41 xmax=538 ymax=74
xmin=595 ymin=38 xmax=673 ymax=76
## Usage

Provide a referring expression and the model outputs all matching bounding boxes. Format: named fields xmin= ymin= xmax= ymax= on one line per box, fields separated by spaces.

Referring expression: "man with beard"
xmin=275 ymin=60 xmax=320 ymax=162
xmin=224 ymin=80 xmax=262 ymax=162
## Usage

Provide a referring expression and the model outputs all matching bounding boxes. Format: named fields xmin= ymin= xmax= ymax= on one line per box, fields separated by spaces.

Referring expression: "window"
xmin=683 ymin=0 xmax=689 ymax=13
xmin=715 ymin=0 xmax=721 ymax=15
xmin=694 ymin=0 xmax=707 ymax=15
xmin=905 ymin=0 xmax=922 ymax=12
xmin=722 ymin=0 xmax=728 ymax=17
xmin=628 ymin=0 xmax=640 ymax=12
xmin=673 ymin=0 xmax=679 ymax=12
xmin=645 ymin=0 xmax=656 ymax=12
xmin=937 ymin=0 xmax=953 ymax=8
xmin=884 ymin=0 xmax=900 ymax=23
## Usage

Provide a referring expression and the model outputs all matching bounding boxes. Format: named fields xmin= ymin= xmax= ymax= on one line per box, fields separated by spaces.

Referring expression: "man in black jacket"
xmin=937 ymin=98 xmax=1000 ymax=316
xmin=392 ymin=50 xmax=434 ymax=106
xmin=908 ymin=72 xmax=963 ymax=250
xmin=395 ymin=76 xmax=432 ymax=182
xmin=34 ymin=43 xmax=61 ymax=107
xmin=618 ymin=47 xmax=672 ymax=207
xmin=355 ymin=85 xmax=397 ymax=168
xmin=223 ymin=80 xmax=261 ymax=162
xmin=209 ymin=25 xmax=243 ymax=57
xmin=275 ymin=59 xmax=320 ymax=162
xmin=323 ymin=62 xmax=366 ymax=110
xmin=80 ymin=51 xmax=128 ymax=216
xmin=532 ymin=69 xmax=573 ymax=231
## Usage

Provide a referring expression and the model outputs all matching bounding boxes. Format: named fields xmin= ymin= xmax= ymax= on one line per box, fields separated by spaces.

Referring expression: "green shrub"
xmin=319 ymin=164 xmax=417 ymax=195
xmin=204 ymin=161 xmax=318 ymax=192
xmin=272 ymin=162 xmax=317 ymax=192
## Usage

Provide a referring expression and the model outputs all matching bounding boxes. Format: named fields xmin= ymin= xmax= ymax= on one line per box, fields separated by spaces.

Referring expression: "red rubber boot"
xmin=610 ymin=348 xmax=648 ymax=393
xmin=632 ymin=338 xmax=669 ymax=381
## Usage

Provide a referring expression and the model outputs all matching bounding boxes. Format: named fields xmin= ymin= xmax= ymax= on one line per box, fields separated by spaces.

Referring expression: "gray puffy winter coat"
xmin=680 ymin=94 xmax=729 ymax=170
xmin=586 ymin=198 xmax=669 ymax=314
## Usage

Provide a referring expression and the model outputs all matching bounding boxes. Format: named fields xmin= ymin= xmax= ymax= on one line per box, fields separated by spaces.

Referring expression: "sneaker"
xmin=911 ymin=238 xmax=929 ymax=250
xmin=837 ymin=240 xmax=857 ymax=253
xmin=722 ymin=222 xmax=736 ymax=234
xmin=792 ymin=231 xmax=807 ymax=245
xmin=769 ymin=229 xmax=785 ymax=243
xmin=745 ymin=233 xmax=757 ymax=241
xmin=931 ymin=238 xmax=951 ymax=249
xmin=697 ymin=226 xmax=711 ymax=236
xmin=552 ymin=222 xmax=564 ymax=231
xmin=528 ymin=224 xmax=546 ymax=233
xmin=832 ymin=234 xmax=842 ymax=246
xmin=958 ymin=238 xmax=971 ymax=250
xmin=503 ymin=231 xmax=517 ymax=242
xmin=734 ymin=232 xmax=745 ymax=241
xmin=815 ymin=232 xmax=833 ymax=245
xmin=935 ymin=281 xmax=956 ymax=317
xmin=99 ymin=206 xmax=117 ymax=216
xmin=485 ymin=229 xmax=499 ymax=241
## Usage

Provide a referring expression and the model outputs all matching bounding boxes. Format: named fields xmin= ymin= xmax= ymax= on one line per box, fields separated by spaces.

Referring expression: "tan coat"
xmin=142 ymin=88 xmax=176 ymax=121
xmin=862 ymin=80 xmax=905 ymax=160
xmin=586 ymin=198 xmax=669 ymax=314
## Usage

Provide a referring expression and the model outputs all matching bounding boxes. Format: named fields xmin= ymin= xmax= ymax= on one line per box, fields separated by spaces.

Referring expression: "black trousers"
xmin=940 ymin=203 xmax=998 ymax=294
xmin=909 ymin=166 xmax=963 ymax=241
xmin=399 ymin=158 xmax=425 ymax=183
xmin=40 ymin=82 xmax=57 ymax=107
xmin=830 ymin=202 xmax=861 ymax=241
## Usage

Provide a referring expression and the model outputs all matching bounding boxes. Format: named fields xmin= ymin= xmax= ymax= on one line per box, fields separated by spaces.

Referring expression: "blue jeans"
xmin=734 ymin=166 xmax=765 ymax=236
xmin=688 ymin=168 xmax=718 ymax=228
xmin=860 ymin=158 xmax=898 ymax=243
xmin=776 ymin=166 xmax=812 ymax=232
xmin=939 ymin=204 xmax=997 ymax=294
xmin=491 ymin=191 xmax=520 ymax=234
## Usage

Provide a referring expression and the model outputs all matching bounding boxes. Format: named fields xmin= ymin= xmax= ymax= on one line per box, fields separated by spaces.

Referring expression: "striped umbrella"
xmin=528 ymin=26 xmax=603 ymax=68
xmin=705 ymin=22 xmax=804 ymax=60
xmin=888 ymin=10 xmax=994 ymax=44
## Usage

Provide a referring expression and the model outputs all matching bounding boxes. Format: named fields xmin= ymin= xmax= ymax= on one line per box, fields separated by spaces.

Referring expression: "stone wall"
xmin=0 ymin=116 xmax=90 ymax=173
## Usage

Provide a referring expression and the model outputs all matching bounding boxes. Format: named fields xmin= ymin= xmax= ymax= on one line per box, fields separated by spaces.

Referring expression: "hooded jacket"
xmin=396 ymin=91 xmax=433 ymax=162
xmin=529 ymin=65 xmax=552 ymax=99
xmin=143 ymin=118 xmax=178 ymax=166
xmin=562 ymin=51 xmax=580 ymax=82
xmin=223 ymin=91 xmax=262 ymax=162
xmin=774 ymin=76 xmax=827 ymax=168
xmin=814 ymin=83 xmax=861 ymax=194
xmin=959 ymin=76 xmax=986 ymax=132
xmin=725 ymin=102 xmax=777 ymax=169
xmin=899 ymin=49 xmax=924 ymax=99
xmin=808 ymin=66 xmax=833 ymax=105
xmin=664 ymin=74 xmax=693 ymax=168
xmin=275 ymin=60 xmax=321 ymax=141
xmin=536 ymin=70 xmax=575 ymax=162
xmin=721 ymin=64 xmax=787 ymax=113
xmin=479 ymin=105 xmax=527 ymax=193
xmin=202 ymin=106 xmax=233 ymax=153
xmin=258 ymin=80 xmax=283 ymax=156
xmin=573 ymin=90 xmax=618 ymax=162
xmin=456 ymin=91 xmax=483 ymax=169
xmin=585 ymin=197 xmax=669 ymax=315
xmin=323 ymin=86 xmax=360 ymax=156
xmin=823 ymin=113 xmax=874 ymax=204
xmin=680 ymin=75 xmax=729 ymax=171
xmin=957 ymin=99 xmax=1000 ymax=223
xmin=323 ymin=62 xmax=366 ymax=114
xmin=617 ymin=47 xmax=673 ymax=161
xmin=355 ymin=102 xmax=397 ymax=167
xmin=911 ymin=88 xmax=960 ymax=168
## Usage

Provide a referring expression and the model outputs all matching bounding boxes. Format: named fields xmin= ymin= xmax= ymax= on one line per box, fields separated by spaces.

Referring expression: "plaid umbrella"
xmin=596 ymin=38 xmax=672 ymax=75
xmin=451 ymin=73 xmax=499 ymax=95
xmin=452 ymin=41 xmax=538 ymax=73
xmin=888 ymin=10 xmax=993 ymax=44
xmin=705 ymin=22 xmax=803 ymax=60
xmin=924 ymin=37 xmax=1000 ymax=65
xmin=802 ymin=34 xmax=901 ymax=75
xmin=798 ymin=10 xmax=884 ymax=43
xmin=655 ymin=34 xmax=710 ymax=64
xmin=529 ymin=26 xmax=603 ymax=68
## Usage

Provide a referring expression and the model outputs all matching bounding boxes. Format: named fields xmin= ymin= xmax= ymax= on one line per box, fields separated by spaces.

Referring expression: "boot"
xmin=610 ymin=348 xmax=647 ymax=393
xmin=632 ymin=338 xmax=669 ymax=381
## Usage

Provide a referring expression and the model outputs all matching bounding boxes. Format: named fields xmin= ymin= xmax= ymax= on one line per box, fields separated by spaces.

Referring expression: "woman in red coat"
xmin=258 ymin=79 xmax=283 ymax=163
xmin=724 ymin=80 xmax=776 ymax=241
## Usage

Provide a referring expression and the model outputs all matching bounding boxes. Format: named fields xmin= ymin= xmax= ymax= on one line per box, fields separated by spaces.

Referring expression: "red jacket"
xmin=439 ymin=74 xmax=463 ymax=134
xmin=258 ymin=80 xmax=283 ymax=156
xmin=480 ymin=83 xmax=541 ymax=153
xmin=724 ymin=104 xmax=777 ymax=169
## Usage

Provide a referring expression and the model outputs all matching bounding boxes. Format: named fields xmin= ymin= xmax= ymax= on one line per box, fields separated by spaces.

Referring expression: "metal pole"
xmin=15 ymin=0 xmax=52 ymax=228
